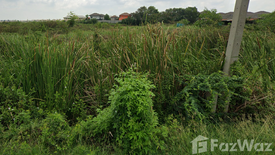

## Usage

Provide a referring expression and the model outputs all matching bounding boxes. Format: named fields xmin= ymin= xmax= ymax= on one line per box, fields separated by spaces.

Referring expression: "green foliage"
xmin=1 ymin=22 xmax=275 ymax=154
xmin=172 ymin=72 xmax=246 ymax=121
xmin=2 ymin=110 xmax=42 ymax=145
xmin=121 ymin=17 xmax=139 ymax=25
xmin=91 ymin=18 xmax=98 ymax=24
xmin=194 ymin=8 xmax=222 ymax=27
xmin=0 ymin=32 xmax=94 ymax=120
xmin=84 ymin=18 xmax=98 ymax=24
xmin=236 ymin=31 xmax=275 ymax=114
xmin=257 ymin=11 xmax=275 ymax=33
xmin=67 ymin=11 xmax=78 ymax=27
xmin=40 ymin=113 xmax=71 ymax=151
xmin=1 ymin=22 xmax=274 ymax=122
xmin=164 ymin=8 xmax=187 ymax=22
xmin=90 ymin=68 xmax=166 ymax=154
xmin=0 ymin=83 xmax=37 ymax=130
xmin=2 ymin=115 xmax=275 ymax=154
xmin=0 ymin=141 xmax=47 ymax=155
xmin=177 ymin=19 xmax=190 ymax=25
xmin=127 ymin=6 xmax=150 ymax=25
xmin=158 ymin=7 xmax=199 ymax=24
xmin=126 ymin=6 xmax=199 ymax=25
xmin=70 ymin=96 xmax=88 ymax=121
xmin=0 ymin=20 xmax=68 ymax=34
xmin=109 ymin=68 xmax=158 ymax=153
xmin=184 ymin=7 xmax=200 ymax=24
xmin=104 ymin=14 xmax=111 ymax=20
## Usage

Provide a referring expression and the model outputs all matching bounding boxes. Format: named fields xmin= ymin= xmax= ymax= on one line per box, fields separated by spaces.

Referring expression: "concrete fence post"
xmin=211 ymin=0 xmax=250 ymax=113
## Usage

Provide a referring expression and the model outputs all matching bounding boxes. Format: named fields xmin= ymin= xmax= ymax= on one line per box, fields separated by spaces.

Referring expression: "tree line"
xmin=120 ymin=6 xmax=223 ymax=26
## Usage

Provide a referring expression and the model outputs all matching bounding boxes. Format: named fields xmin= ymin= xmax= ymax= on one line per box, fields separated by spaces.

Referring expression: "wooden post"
xmin=212 ymin=0 xmax=250 ymax=113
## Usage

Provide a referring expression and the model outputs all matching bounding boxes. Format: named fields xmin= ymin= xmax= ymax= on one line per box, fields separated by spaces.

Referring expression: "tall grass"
xmin=163 ymin=115 xmax=275 ymax=154
xmin=1 ymin=22 xmax=275 ymax=154
xmin=0 ymin=32 xmax=92 ymax=116
xmin=0 ymin=23 xmax=275 ymax=119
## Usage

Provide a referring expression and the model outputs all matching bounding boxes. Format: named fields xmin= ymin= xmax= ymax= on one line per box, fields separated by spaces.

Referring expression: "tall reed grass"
xmin=0 ymin=23 xmax=274 ymax=119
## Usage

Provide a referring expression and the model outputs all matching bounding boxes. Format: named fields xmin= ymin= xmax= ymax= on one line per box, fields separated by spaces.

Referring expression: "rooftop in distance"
xmin=218 ymin=11 xmax=270 ymax=20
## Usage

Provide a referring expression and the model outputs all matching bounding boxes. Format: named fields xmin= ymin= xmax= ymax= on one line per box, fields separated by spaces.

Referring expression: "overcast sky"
xmin=1 ymin=0 xmax=274 ymax=20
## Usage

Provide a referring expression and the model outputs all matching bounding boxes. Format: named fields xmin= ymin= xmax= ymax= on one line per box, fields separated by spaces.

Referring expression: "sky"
xmin=0 ymin=0 xmax=274 ymax=20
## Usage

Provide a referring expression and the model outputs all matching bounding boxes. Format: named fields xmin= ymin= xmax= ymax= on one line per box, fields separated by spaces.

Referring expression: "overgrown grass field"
xmin=0 ymin=21 xmax=275 ymax=154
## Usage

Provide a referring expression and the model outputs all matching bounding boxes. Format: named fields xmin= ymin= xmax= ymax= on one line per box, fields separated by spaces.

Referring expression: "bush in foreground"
xmin=90 ymin=67 xmax=167 ymax=154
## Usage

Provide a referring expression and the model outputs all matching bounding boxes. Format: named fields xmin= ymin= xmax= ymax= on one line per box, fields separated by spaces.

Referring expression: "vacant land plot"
xmin=0 ymin=21 xmax=275 ymax=154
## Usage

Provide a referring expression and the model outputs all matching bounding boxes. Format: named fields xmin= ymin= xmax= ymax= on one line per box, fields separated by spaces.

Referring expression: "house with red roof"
xmin=119 ymin=12 xmax=130 ymax=21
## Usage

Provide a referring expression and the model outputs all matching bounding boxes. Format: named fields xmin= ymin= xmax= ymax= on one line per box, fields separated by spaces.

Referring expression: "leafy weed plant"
xmin=90 ymin=67 xmax=167 ymax=154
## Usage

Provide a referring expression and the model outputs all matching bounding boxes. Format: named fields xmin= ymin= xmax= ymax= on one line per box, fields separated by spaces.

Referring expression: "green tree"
xmin=158 ymin=11 xmax=173 ymax=23
xmin=104 ymin=14 xmax=111 ymax=20
xmin=131 ymin=6 xmax=160 ymax=24
xmin=183 ymin=7 xmax=200 ymax=24
xmin=132 ymin=6 xmax=148 ymax=25
xmin=137 ymin=6 xmax=148 ymax=15
xmin=147 ymin=6 xmax=159 ymax=14
xmin=121 ymin=16 xmax=137 ymax=25
xmin=194 ymin=8 xmax=222 ymax=27
xmin=67 ymin=11 xmax=78 ymax=27
xmin=147 ymin=6 xmax=159 ymax=24
xmin=162 ymin=8 xmax=183 ymax=22
xmin=158 ymin=7 xmax=199 ymax=24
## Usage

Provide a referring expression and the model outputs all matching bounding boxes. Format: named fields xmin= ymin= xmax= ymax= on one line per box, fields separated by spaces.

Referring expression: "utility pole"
xmin=211 ymin=0 xmax=250 ymax=113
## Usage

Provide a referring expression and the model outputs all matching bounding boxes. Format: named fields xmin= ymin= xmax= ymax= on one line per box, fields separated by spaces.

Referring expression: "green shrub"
xmin=2 ymin=110 xmax=41 ymax=143
xmin=177 ymin=19 xmax=190 ymax=25
xmin=101 ymin=22 xmax=110 ymax=28
xmin=0 ymin=84 xmax=36 ymax=130
xmin=40 ymin=113 xmax=71 ymax=151
xmin=43 ymin=21 xmax=58 ymax=28
xmin=109 ymin=68 xmax=158 ymax=153
xmin=0 ymin=141 xmax=47 ymax=155
xmin=172 ymin=72 xmax=247 ymax=121
xmin=90 ymin=18 xmax=98 ymax=24
xmin=89 ymin=67 xmax=167 ymax=154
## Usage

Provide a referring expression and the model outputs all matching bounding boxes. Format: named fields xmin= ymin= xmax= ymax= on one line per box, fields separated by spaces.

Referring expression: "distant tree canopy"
xmin=122 ymin=6 xmax=200 ymax=25
xmin=130 ymin=6 xmax=159 ymax=25
xmin=184 ymin=7 xmax=200 ymax=23
xmin=194 ymin=8 xmax=222 ymax=27
xmin=104 ymin=14 xmax=111 ymax=20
